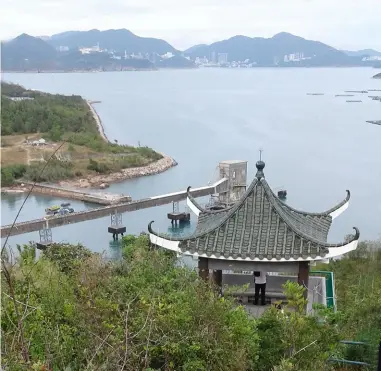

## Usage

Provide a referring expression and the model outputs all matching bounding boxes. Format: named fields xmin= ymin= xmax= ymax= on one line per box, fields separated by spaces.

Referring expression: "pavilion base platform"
xmin=244 ymin=304 xmax=276 ymax=318
xmin=198 ymin=257 xmax=326 ymax=314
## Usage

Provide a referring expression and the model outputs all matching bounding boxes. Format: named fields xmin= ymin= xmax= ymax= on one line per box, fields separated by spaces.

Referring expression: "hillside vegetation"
xmin=1 ymin=236 xmax=380 ymax=370
xmin=1 ymin=82 xmax=162 ymax=186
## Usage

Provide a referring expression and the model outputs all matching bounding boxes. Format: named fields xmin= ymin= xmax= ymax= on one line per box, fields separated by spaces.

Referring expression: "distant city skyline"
xmin=1 ymin=0 xmax=380 ymax=51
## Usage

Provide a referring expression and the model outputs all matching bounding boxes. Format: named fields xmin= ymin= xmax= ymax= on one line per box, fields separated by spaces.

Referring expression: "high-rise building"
xmin=211 ymin=51 xmax=217 ymax=64
xmin=218 ymin=53 xmax=228 ymax=64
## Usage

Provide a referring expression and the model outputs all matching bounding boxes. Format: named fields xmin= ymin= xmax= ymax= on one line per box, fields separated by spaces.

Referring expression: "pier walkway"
xmin=15 ymin=181 xmax=132 ymax=205
xmin=1 ymin=178 xmax=228 ymax=238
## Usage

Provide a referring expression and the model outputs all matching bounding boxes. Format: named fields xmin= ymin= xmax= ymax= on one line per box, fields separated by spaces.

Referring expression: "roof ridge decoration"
xmin=148 ymin=161 xmax=360 ymax=261
xmin=276 ymin=190 xmax=351 ymax=218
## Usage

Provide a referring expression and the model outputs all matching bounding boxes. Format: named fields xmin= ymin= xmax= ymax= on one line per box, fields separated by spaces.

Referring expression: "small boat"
xmin=59 ymin=207 xmax=75 ymax=215
xmin=59 ymin=208 xmax=70 ymax=215
xmin=45 ymin=205 xmax=60 ymax=213
xmin=61 ymin=202 xmax=71 ymax=207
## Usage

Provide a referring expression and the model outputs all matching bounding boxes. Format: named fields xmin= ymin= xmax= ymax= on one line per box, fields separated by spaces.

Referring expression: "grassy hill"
xmin=1 ymin=82 xmax=162 ymax=186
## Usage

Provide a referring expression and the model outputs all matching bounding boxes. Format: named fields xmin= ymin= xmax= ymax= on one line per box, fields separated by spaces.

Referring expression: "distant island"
xmin=1 ymin=82 xmax=176 ymax=188
xmin=1 ymin=29 xmax=381 ymax=72
xmin=373 ymin=72 xmax=381 ymax=79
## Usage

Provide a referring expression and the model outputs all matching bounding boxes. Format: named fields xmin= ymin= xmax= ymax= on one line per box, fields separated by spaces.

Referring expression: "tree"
xmin=49 ymin=124 xmax=62 ymax=141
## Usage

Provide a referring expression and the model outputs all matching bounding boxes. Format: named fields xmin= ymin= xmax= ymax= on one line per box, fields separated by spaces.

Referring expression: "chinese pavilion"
xmin=148 ymin=161 xmax=360 ymax=292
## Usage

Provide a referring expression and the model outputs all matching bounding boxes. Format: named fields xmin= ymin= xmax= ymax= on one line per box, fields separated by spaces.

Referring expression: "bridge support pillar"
xmin=108 ymin=211 xmax=126 ymax=241
xmin=36 ymin=220 xmax=54 ymax=250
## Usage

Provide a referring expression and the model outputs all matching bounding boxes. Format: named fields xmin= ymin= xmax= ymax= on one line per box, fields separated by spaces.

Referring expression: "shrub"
xmin=87 ymin=158 xmax=110 ymax=173
xmin=23 ymin=160 xmax=74 ymax=182
xmin=1 ymin=164 xmax=27 ymax=186
xmin=1 ymin=237 xmax=260 ymax=370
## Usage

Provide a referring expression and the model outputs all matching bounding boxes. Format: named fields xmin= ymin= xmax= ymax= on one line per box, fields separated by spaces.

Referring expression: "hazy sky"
xmin=1 ymin=0 xmax=380 ymax=50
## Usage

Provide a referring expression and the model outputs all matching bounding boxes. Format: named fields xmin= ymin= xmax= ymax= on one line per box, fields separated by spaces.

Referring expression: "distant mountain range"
xmin=46 ymin=29 xmax=177 ymax=54
xmin=1 ymin=29 xmax=380 ymax=72
xmin=184 ymin=32 xmax=380 ymax=67
xmin=1 ymin=34 xmax=57 ymax=70
xmin=343 ymin=49 xmax=381 ymax=57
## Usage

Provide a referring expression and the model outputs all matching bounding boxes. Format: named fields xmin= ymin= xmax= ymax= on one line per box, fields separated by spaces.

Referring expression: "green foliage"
xmin=1 ymin=83 xmax=95 ymax=136
xmin=87 ymin=158 xmax=110 ymax=173
xmin=282 ymin=280 xmax=307 ymax=313
xmin=254 ymin=283 xmax=340 ymax=371
xmin=1 ymin=164 xmax=27 ymax=186
xmin=3 ymin=236 xmax=379 ymax=370
xmin=1 ymin=82 xmax=163 ymax=173
xmin=42 ymin=243 xmax=93 ymax=274
xmin=48 ymin=123 xmax=63 ymax=141
xmin=317 ymin=240 xmax=381 ymax=367
xmin=23 ymin=159 xmax=75 ymax=182
xmin=1 ymin=159 xmax=77 ymax=185
xmin=1 ymin=236 xmax=259 ymax=370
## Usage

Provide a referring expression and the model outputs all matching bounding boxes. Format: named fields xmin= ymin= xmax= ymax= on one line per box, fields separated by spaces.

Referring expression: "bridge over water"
xmin=1 ymin=178 xmax=228 ymax=238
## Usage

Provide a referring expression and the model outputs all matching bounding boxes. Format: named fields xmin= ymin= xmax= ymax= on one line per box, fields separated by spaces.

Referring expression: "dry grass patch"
xmin=1 ymin=146 xmax=28 ymax=166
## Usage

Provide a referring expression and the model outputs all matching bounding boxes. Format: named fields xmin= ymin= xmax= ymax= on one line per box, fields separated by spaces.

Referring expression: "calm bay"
xmin=1 ymin=68 xmax=380 ymax=255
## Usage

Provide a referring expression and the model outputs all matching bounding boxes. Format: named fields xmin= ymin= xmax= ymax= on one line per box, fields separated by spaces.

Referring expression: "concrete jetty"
xmin=1 ymin=178 xmax=228 ymax=238
xmin=14 ymin=181 xmax=131 ymax=205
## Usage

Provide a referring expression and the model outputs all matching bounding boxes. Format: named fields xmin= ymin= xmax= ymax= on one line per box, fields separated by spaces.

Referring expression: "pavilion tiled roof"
xmin=148 ymin=161 xmax=359 ymax=261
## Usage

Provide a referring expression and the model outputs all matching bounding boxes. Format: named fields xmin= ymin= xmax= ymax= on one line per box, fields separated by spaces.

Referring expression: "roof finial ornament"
xmin=256 ymin=148 xmax=265 ymax=179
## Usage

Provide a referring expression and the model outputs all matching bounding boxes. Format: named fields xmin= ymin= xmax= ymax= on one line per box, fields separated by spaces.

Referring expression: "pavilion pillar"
xmin=211 ymin=269 xmax=223 ymax=287
xmin=198 ymin=257 xmax=209 ymax=281
xmin=298 ymin=261 xmax=310 ymax=300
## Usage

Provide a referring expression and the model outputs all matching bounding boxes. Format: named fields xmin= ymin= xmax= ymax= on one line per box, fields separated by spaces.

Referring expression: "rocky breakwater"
xmin=60 ymin=155 xmax=178 ymax=188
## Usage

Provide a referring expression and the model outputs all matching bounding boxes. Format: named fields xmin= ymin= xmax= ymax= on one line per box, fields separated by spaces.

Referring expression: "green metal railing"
xmin=328 ymin=341 xmax=372 ymax=368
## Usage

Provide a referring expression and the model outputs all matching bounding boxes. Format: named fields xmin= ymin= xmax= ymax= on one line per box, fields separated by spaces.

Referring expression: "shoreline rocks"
xmin=59 ymin=155 xmax=177 ymax=189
